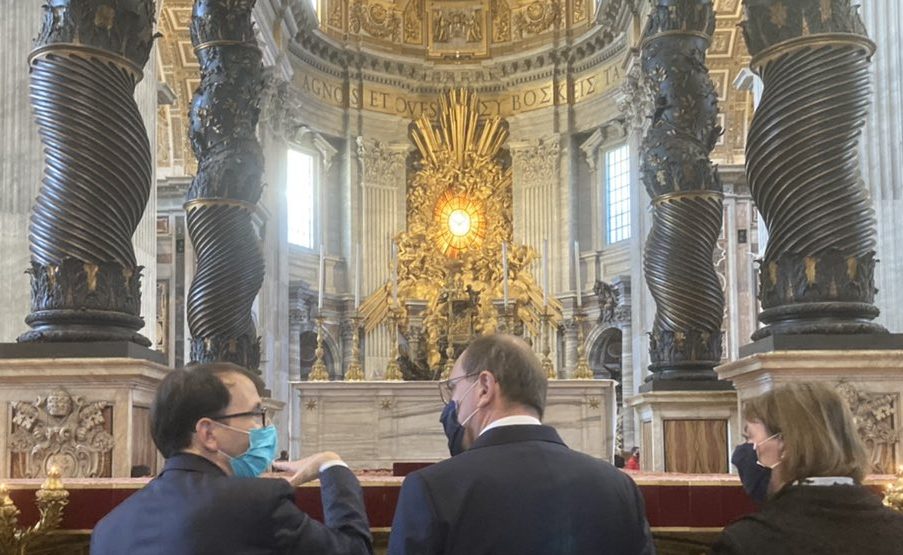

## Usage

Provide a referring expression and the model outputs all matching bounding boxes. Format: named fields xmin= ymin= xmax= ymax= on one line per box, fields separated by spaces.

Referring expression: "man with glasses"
xmin=91 ymin=362 xmax=372 ymax=555
xmin=389 ymin=334 xmax=654 ymax=555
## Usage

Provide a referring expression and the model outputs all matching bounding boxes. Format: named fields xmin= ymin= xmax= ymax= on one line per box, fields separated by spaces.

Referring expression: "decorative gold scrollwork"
xmin=884 ymin=466 xmax=903 ymax=513
xmin=360 ymin=89 xmax=562 ymax=372
xmin=0 ymin=467 xmax=70 ymax=554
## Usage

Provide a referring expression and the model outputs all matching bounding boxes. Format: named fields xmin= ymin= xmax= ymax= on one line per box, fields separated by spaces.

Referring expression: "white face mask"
xmin=754 ymin=432 xmax=783 ymax=470
xmin=457 ymin=378 xmax=481 ymax=428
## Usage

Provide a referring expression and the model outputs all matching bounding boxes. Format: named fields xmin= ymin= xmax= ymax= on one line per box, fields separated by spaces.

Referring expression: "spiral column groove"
xmin=185 ymin=0 xmax=266 ymax=371
xmin=743 ymin=1 xmax=885 ymax=339
xmin=19 ymin=1 xmax=156 ymax=345
xmin=640 ymin=0 xmax=726 ymax=387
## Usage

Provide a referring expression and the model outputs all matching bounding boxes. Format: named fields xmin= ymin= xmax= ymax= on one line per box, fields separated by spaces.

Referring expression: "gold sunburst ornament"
xmin=435 ymin=193 xmax=484 ymax=256
xmin=361 ymin=89 xmax=562 ymax=371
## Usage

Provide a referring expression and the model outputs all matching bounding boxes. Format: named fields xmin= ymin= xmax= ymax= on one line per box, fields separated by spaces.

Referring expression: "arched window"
xmin=604 ymin=144 xmax=631 ymax=244
xmin=286 ymin=148 xmax=318 ymax=248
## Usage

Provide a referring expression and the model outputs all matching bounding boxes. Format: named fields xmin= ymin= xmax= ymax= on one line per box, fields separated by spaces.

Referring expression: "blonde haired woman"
xmin=711 ymin=382 xmax=903 ymax=554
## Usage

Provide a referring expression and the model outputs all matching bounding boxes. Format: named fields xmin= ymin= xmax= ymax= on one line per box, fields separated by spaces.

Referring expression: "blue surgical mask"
xmin=731 ymin=442 xmax=771 ymax=504
xmin=217 ymin=424 xmax=278 ymax=478
xmin=439 ymin=379 xmax=480 ymax=456
xmin=440 ymin=401 xmax=466 ymax=456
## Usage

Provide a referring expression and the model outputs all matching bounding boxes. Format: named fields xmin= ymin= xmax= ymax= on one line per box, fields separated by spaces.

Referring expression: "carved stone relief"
xmin=290 ymin=286 xmax=315 ymax=326
xmin=404 ymin=0 xmax=425 ymax=43
xmin=260 ymin=71 xmax=310 ymax=141
xmin=617 ymin=61 xmax=655 ymax=131
xmin=513 ymin=1 xmax=563 ymax=38
xmin=595 ymin=278 xmax=631 ymax=325
xmin=427 ymin=3 xmax=488 ymax=58
xmin=491 ymin=0 xmax=512 ymax=41
xmin=350 ymin=0 xmax=402 ymax=41
xmin=156 ymin=280 xmax=169 ymax=358
xmin=512 ymin=139 xmax=560 ymax=187
xmin=356 ymin=138 xmax=409 ymax=187
xmin=8 ymin=389 xmax=113 ymax=479
xmin=836 ymin=382 xmax=898 ymax=474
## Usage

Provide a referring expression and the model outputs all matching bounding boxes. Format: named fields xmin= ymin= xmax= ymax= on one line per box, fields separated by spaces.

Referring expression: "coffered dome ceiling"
xmin=315 ymin=0 xmax=602 ymax=61
xmin=156 ymin=0 xmax=751 ymax=176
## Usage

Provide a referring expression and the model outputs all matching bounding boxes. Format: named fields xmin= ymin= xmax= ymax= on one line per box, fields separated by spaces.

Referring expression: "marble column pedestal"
xmin=627 ymin=390 xmax=739 ymax=473
xmin=0 ymin=357 xmax=169 ymax=479
xmin=716 ymin=350 xmax=903 ymax=474
xmin=292 ymin=380 xmax=618 ymax=469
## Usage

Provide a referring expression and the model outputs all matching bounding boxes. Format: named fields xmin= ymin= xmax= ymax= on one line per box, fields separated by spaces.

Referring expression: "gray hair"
xmin=458 ymin=334 xmax=548 ymax=418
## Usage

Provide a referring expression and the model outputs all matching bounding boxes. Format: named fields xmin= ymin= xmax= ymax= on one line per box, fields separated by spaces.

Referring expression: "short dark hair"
xmin=150 ymin=362 xmax=258 ymax=458
xmin=458 ymin=334 xmax=548 ymax=418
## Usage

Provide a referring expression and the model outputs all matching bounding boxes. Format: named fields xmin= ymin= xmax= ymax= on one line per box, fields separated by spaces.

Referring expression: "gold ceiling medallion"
xmin=361 ymin=89 xmax=562 ymax=370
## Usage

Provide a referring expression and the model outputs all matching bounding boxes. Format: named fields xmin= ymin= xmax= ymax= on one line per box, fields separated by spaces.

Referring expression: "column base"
xmin=0 ymin=356 xmax=168 ymax=479
xmin=716 ymin=349 xmax=903 ymax=474
xmin=0 ymin=341 xmax=164 ymax=364
xmin=628 ymin=390 xmax=739 ymax=473
xmin=739 ymin=333 xmax=903 ymax=357
xmin=640 ymin=374 xmax=735 ymax=392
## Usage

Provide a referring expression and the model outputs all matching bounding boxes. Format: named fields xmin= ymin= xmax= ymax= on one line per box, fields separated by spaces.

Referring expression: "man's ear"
xmin=195 ymin=418 xmax=219 ymax=453
xmin=476 ymin=370 xmax=497 ymax=408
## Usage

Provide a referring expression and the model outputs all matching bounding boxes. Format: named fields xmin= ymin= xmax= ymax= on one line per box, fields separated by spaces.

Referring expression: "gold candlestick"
xmin=541 ymin=309 xmax=556 ymax=380
xmin=574 ymin=310 xmax=593 ymax=379
xmin=885 ymin=465 xmax=903 ymax=513
xmin=441 ymin=341 xmax=455 ymax=380
xmin=308 ymin=315 xmax=329 ymax=381
xmin=385 ymin=307 xmax=403 ymax=381
xmin=344 ymin=313 xmax=364 ymax=381
xmin=498 ymin=303 xmax=515 ymax=335
xmin=0 ymin=466 xmax=69 ymax=553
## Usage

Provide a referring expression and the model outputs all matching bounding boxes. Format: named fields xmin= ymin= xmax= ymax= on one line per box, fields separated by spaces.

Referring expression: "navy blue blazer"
xmin=90 ymin=453 xmax=372 ymax=555
xmin=388 ymin=424 xmax=655 ymax=555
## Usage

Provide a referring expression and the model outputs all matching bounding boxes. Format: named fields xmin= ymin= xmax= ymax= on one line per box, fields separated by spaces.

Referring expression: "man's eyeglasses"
xmin=211 ymin=408 xmax=267 ymax=428
xmin=438 ymin=372 xmax=479 ymax=404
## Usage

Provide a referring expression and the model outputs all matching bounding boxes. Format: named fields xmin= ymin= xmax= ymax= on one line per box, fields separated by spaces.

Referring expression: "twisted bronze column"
xmin=186 ymin=0 xmax=265 ymax=370
xmin=20 ymin=1 xmax=156 ymax=345
xmin=743 ymin=1 xmax=885 ymax=339
xmin=641 ymin=0 xmax=725 ymax=387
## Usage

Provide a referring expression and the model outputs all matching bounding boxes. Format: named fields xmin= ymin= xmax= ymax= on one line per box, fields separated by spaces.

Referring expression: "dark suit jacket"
xmin=387 ymin=424 xmax=655 ymax=555
xmin=90 ymin=453 xmax=372 ymax=555
xmin=711 ymin=484 xmax=903 ymax=555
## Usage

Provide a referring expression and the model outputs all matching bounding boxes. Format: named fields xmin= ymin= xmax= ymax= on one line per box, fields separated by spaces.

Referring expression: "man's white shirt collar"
xmin=479 ymin=415 xmax=542 ymax=436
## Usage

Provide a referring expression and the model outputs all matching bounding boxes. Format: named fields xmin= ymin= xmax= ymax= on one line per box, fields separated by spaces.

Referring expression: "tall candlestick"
xmin=574 ymin=240 xmax=582 ymax=307
xmin=502 ymin=242 xmax=509 ymax=309
xmin=318 ymin=244 xmax=325 ymax=310
xmin=542 ymin=239 xmax=549 ymax=307
xmin=391 ymin=241 xmax=398 ymax=304
xmin=354 ymin=243 xmax=361 ymax=309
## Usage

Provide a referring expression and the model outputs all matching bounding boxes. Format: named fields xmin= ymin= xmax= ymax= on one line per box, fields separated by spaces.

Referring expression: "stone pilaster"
xmin=0 ymin=3 xmax=44 ymax=343
xmin=860 ymin=1 xmax=903 ymax=334
xmin=355 ymin=138 xmax=407 ymax=378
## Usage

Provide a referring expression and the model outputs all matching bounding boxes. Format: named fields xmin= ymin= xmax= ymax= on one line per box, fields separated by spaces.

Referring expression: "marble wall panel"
xmin=295 ymin=380 xmax=616 ymax=469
